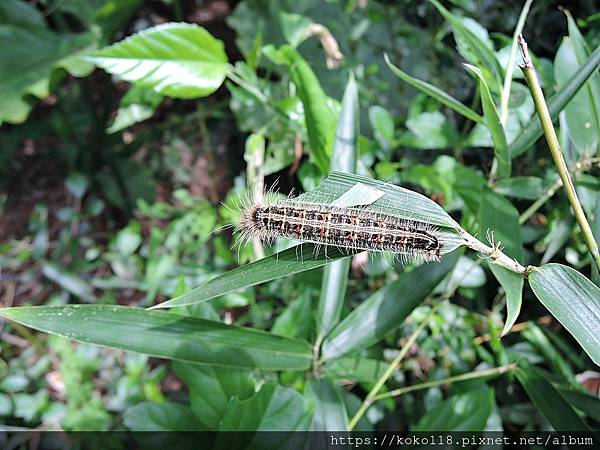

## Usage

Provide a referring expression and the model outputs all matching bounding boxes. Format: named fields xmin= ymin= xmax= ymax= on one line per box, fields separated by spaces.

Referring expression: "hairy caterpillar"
xmin=238 ymin=195 xmax=444 ymax=265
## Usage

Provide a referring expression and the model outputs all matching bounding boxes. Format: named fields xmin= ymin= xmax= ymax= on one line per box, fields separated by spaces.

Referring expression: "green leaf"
xmin=515 ymin=362 xmax=590 ymax=431
xmin=41 ymin=263 xmax=96 ymax=303
xmin=412 ymin=387 xmax=494 ymax=431
xmin=465 ymin=64 xmax=510 ymax=178
xmin=479 ymin=191 xmax=523 ymax=335
xmin=275 ymin=45 xmax=337 ymax=173
xmin=0 ymin=25 xmax=95 ymax=124
xmin=430 ymin=0 xmax=503 ymax=89
xmin=107 ymin=85 xmax=163 ymax=133
xmin=557 ymin=386 xmax=600 ymax=422
xmin=529 ymin=263 xmax=600 ymax=365
xmin=124 ymin=402 xmax=204 ymax=431
xmin=321 ymin=251 xmax=459 ymax=360
xmin=0 ymin=305 xmax=313 ymax=371
xmin=318 ymin=74 xmax=358 ymax=338
xmin=279 ymin=11 xmax=313 ymax=48
xmin=322 ymin=356 xmax=388 ymax=383
xmin=384 ymin=54 xmax=483 ymax=124
xmin=494 ymin=176 xmax=547 ymax=200
xmin=86 ymin=23 xmax=229 ymax=99
xmin=565 ymin=12 xmax=600 ymax=155
xmin=219 ymin=382 xmax=313 ymax=432
xmin=173 ymin=362 xmax=254 ymax=430
xmin=152 ymin=244 xmax=348 ymax=309
xmin=154 ymin=171 xmax=462 ymax=310
xmin=305 ymin=378 xmax=348 ymax=431
xmin=509 ymin=45 xmax=600 ymax=158
xmin=369 ymin=105 xmax=395 ymax=150
xmin=555 ymin=38 xmax=599 ymax=156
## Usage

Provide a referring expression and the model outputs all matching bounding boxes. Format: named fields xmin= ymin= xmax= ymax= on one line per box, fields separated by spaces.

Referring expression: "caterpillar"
xmin=238 ymin=197 xmax=444 ymax=265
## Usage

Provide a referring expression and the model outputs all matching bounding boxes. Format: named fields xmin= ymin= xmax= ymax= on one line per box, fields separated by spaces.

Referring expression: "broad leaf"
xmin=107 ymin=85 xmax=163 ymax=133
xmin=321 ymin=251 xmax=459 ymax=360
xmin=87 ymin=23 xmax=229 ymax=98
xmin=0 ymin=305 xmax=312 ymax=371
xmin=219 ymin=382 xmax=313 ymax=432
xmin=124 ymin=402 xmax=204 ymax=431
xmin=529 ymin=263 xmax=600 ymax=365
xmin=173 ymin=362 xmax=255 ymax=430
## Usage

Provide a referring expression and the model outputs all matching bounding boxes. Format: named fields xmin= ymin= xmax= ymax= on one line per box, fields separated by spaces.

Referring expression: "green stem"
xmin=374 ymin=364 xmax=516 ymax=401
xmin=347 ymin=304 xmax=438 ymax=431
xmin=499 ymin=0 xmax=533 ymax=125
xmin=519 ymin=36 xmax=600 ymax=272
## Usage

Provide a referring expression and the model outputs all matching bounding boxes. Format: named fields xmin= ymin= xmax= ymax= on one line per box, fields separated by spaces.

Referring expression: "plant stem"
xmin=374 ymin=364 xmax=516 ymax=401
xmin=347 ymin=304 xmax=438 ymax=431
xmin=499 ymin=0 xmax=533 ymax=125
xmin=519 ymin=156 xmax=600 ymax=224
xmin=458 ymin=228 xmax=529 ymax=275
xmin=519 ymin=35 xmax=600 ymax=272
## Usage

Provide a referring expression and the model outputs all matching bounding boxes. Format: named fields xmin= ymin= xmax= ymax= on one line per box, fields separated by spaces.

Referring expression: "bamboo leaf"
xmin=153 ymin=171 xmax=463 ymax=310
xmin=509 ymin=44 xmax=600 ymax=158
xmin=515 ymin=362 xmax=590 ymax=431
xmin=529 ymin=263 xmax=600 ymax=365
xmin=384 ymin=54 xmax=483 ymax=124
xmin=321 ymin=251 xmax=459 ymax=360
xmin=318 ymin=73 xmax=358 ymax=338
xmin=0 ymin=305 xmax=313 ymax=371
xmin=465 ymin=64 xmax=510 ymax=178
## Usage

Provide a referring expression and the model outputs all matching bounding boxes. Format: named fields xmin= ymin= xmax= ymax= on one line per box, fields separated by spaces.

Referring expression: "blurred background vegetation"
xmin=1 ymin=0 xmax=600 ymax=435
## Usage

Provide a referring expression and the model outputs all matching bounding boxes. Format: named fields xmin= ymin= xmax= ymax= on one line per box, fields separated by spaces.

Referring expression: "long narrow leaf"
xmin=465 ymin=64 xmax=510 ymax=178
xmin=322 ymin=251 xmax=459 ymax=360
xmin=318 ymin=74 xmax=358 ymax=338
xmin=384 ymin=54 xmax=482 ymax=124
xmin=515 ymin=362 xmax=590 ymax=431
xmin=529 ymin=263 xmax=600 ymax=365
xmin=0 ymin=305 xmax=313 ymax=371
xmin=509 ymin=44 xmax=600 ymax=158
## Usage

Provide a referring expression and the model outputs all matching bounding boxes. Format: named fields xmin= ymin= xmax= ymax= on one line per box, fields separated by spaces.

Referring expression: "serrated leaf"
xmin=87 ymin=23 xmax=229 ymax=98
xmin=0 ymin=305 xmax=312 ymax=370
xmin=529 ymin=263 xmax=600 ymax=365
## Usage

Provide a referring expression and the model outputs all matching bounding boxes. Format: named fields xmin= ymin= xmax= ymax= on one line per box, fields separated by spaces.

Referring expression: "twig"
xmin=458 ymin=227 xmax=530 ymax=275
xmin=374 ymin=364 xmax=516 ymax=401
xmin=519 ymin=35 xmax=600 ymax=272
xmin=347 ymin=304 xmax=438 ymax=431
xmin=500 ymin=0 xmax=533 ymax=125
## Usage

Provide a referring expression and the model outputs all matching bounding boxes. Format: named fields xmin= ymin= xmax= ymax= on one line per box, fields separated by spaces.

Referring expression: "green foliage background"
xmin=1 ymin=0 xmax=600 ymax=435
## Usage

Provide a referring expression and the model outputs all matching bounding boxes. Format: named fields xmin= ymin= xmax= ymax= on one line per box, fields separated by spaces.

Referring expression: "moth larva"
xmin=238 ymin=197 xmax=444 ymax=265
